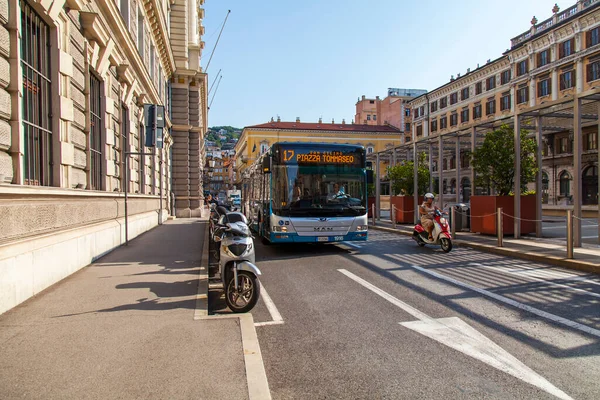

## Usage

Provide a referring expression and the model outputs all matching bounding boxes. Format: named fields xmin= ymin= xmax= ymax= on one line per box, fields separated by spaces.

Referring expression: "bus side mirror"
xmin=367 ymin=170 xmax=374 ymax=184
xmin=262 ymin=156 xmax=272 ymax=174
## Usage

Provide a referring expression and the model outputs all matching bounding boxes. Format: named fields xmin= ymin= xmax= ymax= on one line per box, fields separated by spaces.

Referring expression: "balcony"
xmin=510 ymin=2 xmax=599 ymax=48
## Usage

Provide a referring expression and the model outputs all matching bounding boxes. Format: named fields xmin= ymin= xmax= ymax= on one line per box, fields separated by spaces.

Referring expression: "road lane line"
xmin=469 ymin=263 xmax=600 ymax=299
xmin=338 ymin=269 xmax=573 ymax=400
xmin=239 ymin=314 xmax=272 ymax=400
xmin=341 ymin=241 xmax=362 ymax=249
xmin=408 ymin=264 xmax=600 ymax=338
xmin=254 ymin=282 xmax=284 ymax=327
xmin=338 ymin=269 xmax=431 ymax=321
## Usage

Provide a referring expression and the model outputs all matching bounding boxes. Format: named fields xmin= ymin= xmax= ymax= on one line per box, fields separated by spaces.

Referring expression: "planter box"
xmin=470 ymin=195 xmax=536 ymax=235
xmin=390 ymin=196 xmax=424 ymax=224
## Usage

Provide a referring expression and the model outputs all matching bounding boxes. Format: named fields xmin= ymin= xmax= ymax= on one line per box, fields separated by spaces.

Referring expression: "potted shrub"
xmin=470 ymin=124 xmax=538 ymax=235
xmin=388 ymin=153 xmax=430 ymax=223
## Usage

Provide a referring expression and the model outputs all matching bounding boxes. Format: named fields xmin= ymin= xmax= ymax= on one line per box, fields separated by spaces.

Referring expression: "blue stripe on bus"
xmin=268 ymin=232 xmax=368 ymax=243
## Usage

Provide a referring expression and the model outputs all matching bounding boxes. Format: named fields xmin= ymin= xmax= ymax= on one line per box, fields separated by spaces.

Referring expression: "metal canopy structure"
xmin=368 ymin=94 xmax=600 ymax=246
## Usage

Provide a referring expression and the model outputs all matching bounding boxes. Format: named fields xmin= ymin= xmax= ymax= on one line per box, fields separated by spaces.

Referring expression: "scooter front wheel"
xmin=225 ymin=271 xmax=260 ymax=313
xmin=440 ymin=238 xmax=452 ymax=253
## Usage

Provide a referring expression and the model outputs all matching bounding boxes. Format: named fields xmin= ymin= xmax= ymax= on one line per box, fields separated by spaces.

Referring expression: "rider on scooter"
xmin=419 ymin=193 xmax=437 ymax=241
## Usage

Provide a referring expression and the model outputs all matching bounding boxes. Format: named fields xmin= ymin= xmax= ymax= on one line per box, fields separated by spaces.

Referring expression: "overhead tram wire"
xmin=208 ymin=68 xmax=221 ymax=97
xmin=208 ymin=75 xmax=223 ymax=110
xmin=205 ymin=9 xmax=231 ymax=74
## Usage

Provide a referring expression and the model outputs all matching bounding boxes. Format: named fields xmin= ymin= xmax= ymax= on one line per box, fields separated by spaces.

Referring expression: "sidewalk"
xmin=0 ymin=218 xmax=255 ymax=400
xmin=370 ymin=218 xmax=600 ymax=274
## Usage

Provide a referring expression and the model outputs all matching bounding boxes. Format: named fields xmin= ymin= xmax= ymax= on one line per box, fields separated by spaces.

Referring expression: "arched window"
xmin=367 ymin=145 xmax=374 ymax=154
xmin=582 ymin=165 xmax=598 ymax=205
xmin=260 ymin=141 xmax=269 ymax=155
xmin=542 ymin=171 xmax=549 ymax=191
xmin=559 ymin=171 xmax=571 ymax=197
xmin=450 ymin=178 xmax=456 ymax=194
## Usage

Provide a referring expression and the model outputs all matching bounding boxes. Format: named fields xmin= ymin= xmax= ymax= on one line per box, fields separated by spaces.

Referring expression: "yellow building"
xmin=234 ymin=118 xmax=403 ymax=180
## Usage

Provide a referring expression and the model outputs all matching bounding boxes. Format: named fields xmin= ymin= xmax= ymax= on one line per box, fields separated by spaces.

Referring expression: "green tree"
xmin=387 ymin=152 xmax=431 ymax=196
xmin=470 ymin=124 xmax=538 ymax=196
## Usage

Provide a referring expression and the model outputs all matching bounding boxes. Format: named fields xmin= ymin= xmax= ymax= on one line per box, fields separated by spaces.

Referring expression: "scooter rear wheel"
xmin=440 ymin=238 xmax=452 ymax=253
xmin=225 ymin=271 xmax=260 ymax=313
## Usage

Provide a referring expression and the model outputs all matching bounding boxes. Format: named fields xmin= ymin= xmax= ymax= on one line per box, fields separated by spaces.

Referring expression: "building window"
xmin=585 ymin=132 xmax=598 ymax=150
xmin=501 ymin=70 xmax=511 ymax=85
xmin=431 ymin=119 xmax=438 ymax=132
xmin=369 ymin=100 xmax=375 ymax=104
xmin=430 ymin=101 xmax=438 ymax=112
xmin=450 ymin=92 xmax=458 ymax=105
xmin=21 ymin=1 xmax=53 ymax=186
xmin=405 ymin=108 xmax=410 ymax=117
xmin=473 ymin=104 xmax=482 ymax=119
xmin=416 ymin=125 xmax=423 ymax=137
xmin=440 ymin=97 xmax=448 ymax=108
xmin=560 ymin=69 xmax=575 ymax=90
xmin=486 ymin=99 xmax=496 ymax=115
xmin=559 ymin=171 xmax=570 ymax=196
xmin=120 ymin=0 xmax=130 ymax=28
xmin=587 ymin=27 xmax=600 ymax=48
xmin=405 ymin=123 xmax=410 ymax=131
xmin=440 ymin=116 xmax=447 ymax=129
xmin=450 ymin=113 xmax=458 ymax=126
xmin=461 ymin=87 xmax=469 ymax=100
xmin=537 ymin=50 xmax=549 ymax=68
xmin=500 ymin=93 xmax=511 ymax=111
xmin=373 ymin=115 xmax=377 ymax=121
xmin=538 ymin=77 xmax=551 ymax=97
xmin=587 ymin=60 xmax=600 ymax=82
xmin=517 ymin=86 xmax=529 ymax=104
xmin=367 ymin=146 xmax=374 ymax=154
xmin=559 ymin=137 xmax=569 ymax=153
xmin=560 ymin=39 xmax=575 ymax=58
xmin=486 ymin=76 xmax=496 ymax=90
xmin=366 ymin=114 xmax=371 ymax=121
xmin=137 ymin=11 xmax=144 ymax=59
xmin=460 ymin=109 xmax=469 ymax=123
xmin=517 ymin=60 xmax=529 ymax=76
xmin=90 ymin=73 xmax=104 ymax=190
xmin=475 ymin=82 xmax=482 ymax=95
xmin=150 ymin=44 xmax=155 ymax=79
xmin=420 ymin=106 xmax=425 ymax=116
xmin=120 ymin=106 xmax=129 ymax=190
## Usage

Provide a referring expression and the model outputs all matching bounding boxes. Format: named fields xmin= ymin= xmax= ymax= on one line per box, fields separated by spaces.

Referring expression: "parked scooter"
xmin=412 ymin=209 xmax=453 ymax=253
xmin=211 ymin=209 xmax=261 ymax=313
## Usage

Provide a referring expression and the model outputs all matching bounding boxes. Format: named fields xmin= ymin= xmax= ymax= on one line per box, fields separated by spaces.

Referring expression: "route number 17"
xmin=283 ymin=150 xmax=295 ymax=162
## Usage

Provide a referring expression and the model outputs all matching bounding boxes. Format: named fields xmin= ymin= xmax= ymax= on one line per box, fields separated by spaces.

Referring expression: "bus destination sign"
xmin=278 ymin=148 xmax=360 ymax=165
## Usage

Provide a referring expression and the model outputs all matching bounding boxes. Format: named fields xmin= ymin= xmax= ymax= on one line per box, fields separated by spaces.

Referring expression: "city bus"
xmin=244 ymin=142 xmax=370 ymax=244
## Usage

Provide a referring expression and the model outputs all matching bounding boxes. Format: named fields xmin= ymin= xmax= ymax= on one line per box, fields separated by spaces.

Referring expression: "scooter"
xmin=413 ymin=209 xmax=453 ymax=253
xmin=211 ymin=211 xmax=262 ymax=313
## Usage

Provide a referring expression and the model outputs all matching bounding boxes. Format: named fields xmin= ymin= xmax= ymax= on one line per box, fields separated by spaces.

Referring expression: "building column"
xmin=514 ymin=113 xmax=521 ymax=238
xmin=576 ymin=59 xmax=584 ymax=94
xmin=535 ymin=116 xmax=543 ymax=238
xmin=573 ymin=97 xmax=583 ymax=247
xmin=455 ymin=134 xmax=460 ymax=203
xmin=551 ymin=69 xmax=559 ymax=101
xmin=438 ymin=135 xmax=444 ymax=210
xmin=375 ymin=152 xmax=381 ymax=220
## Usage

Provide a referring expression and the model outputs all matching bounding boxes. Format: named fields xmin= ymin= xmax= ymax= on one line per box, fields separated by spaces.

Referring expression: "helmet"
xmin=424 ymin=193 xmax=434 ymax=200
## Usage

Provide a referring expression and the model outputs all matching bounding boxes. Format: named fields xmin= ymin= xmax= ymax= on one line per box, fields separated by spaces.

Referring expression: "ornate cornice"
xmin=142 ymin=0 xmax=176 ymax=77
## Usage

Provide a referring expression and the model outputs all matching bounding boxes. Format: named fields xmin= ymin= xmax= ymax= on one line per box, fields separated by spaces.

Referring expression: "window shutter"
xmin=571 ymin=38 xmax=575 ymax=53
xmin=572 ymin=70 xmax=576 ymax=87
xmin=559 ymin=43 xmax=564 ymax=59
xmin=537 ymin=53 xmax=541 ymax=67
xmin=587 ymin=63 xmax=592 ymax=82
xmin=587 ymin=31 xmax=592 ymax=48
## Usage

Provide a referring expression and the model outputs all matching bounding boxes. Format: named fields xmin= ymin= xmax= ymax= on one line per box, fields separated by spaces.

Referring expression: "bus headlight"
xmin=272 ymin=226 xmax=288 ymax=232
xmin=356 ymin=225 xmax=368 ymax=231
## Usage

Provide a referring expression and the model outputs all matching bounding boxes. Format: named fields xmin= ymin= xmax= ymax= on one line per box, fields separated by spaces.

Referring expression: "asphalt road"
xmin=240 ymin=230 xmax=600 ymax=400
xmin=534 ymin=216 xmax=599 ymax=245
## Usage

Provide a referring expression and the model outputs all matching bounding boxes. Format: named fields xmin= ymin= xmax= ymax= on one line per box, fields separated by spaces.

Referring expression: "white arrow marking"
xmin=338 ymin=269 xmax=573 ymax=400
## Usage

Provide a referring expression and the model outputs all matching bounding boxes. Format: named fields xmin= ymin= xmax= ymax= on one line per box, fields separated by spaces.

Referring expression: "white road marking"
xmin=469 ymin=262 xmax=600 ymax=299
xmin=408 ymin=264 xmax=600 ymax=338
xmin=341 ymin=241 xmax=363 ymax=249
xmin=254 ymin=282 xmax=284 ymax=327
xmin=338 ymin=269 xmax=573 ymax=400
xmin=239 ymin=314 xmax=273 ymax=400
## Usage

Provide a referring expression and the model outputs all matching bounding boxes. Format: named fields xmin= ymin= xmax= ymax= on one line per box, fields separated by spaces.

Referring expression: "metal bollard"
xmin=372 ymin=204 xmax=376 ymax=226
xmin=392 ymin=206 xmax=396 ymax=229
xmin=451 ymin=207 xmax=456 ymax=239
xmin=567 ymin=209 xmax=574 ymax=259
xmin=497 ymin=208 xmax=503 ymax=247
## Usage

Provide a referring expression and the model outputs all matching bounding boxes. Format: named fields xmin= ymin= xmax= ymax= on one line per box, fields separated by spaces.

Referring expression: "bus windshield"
xmin=272 ymin=164 xmax=367 ymax=217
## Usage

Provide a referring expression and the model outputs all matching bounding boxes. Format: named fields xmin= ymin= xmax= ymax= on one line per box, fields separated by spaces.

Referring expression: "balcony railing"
xmin=511 ymin=2 xmax=599 ymax=48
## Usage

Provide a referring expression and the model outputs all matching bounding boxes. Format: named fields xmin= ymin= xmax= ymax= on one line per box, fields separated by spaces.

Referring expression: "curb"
xmin=194 ymin=215 xmax=210 ymax=319
xmin=369 ymin=224 xmax=600 ymax=274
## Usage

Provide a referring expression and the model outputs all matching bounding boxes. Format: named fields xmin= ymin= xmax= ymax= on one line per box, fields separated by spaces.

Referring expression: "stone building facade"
xmin=0 ymin=0 xmax=208 ymax=315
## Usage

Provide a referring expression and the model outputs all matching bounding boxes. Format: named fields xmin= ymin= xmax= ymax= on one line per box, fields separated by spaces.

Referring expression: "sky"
xmin=202 ymin=0 xmax=573 ymax=129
